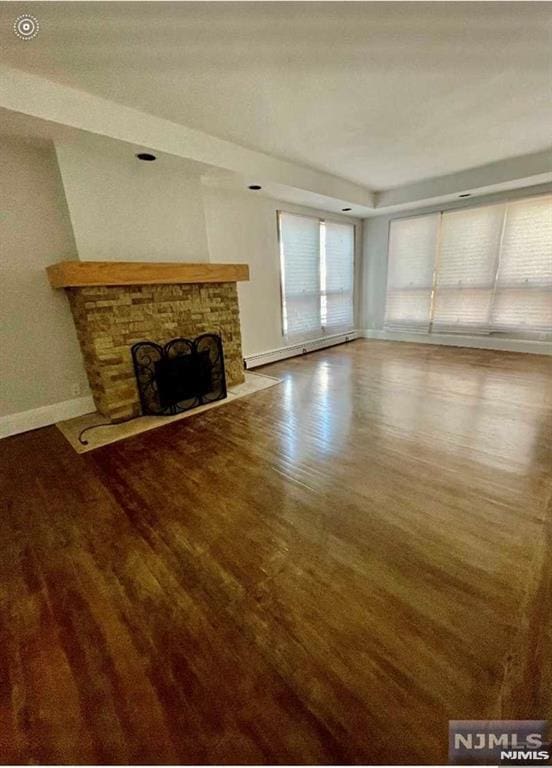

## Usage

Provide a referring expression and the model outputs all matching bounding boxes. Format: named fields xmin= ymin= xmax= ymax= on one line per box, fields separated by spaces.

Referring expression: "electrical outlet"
xmin=71 ymin=383 xmax=81 ymax=397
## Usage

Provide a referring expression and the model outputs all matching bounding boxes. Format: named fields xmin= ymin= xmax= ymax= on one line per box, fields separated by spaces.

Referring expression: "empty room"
xmin=0 ymin=2 xmax=551 ymax=765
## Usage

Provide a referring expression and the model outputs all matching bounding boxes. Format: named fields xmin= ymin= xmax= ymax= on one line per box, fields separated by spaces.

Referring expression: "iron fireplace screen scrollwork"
xmin=131 ymin=333 xmax=227 ymax=415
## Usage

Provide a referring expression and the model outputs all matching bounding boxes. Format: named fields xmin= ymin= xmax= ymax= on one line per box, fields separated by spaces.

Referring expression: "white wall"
xmin=0 ymin=138 xmax=90 ymax=422
xmin=55 ymin=134 xmax=210 ymax=262
xmin=362 ymin=183 xmax=552 ymax=342
xmin=55 ymin=135 xmax=361 ymax=359
xmin=203 ymin=186 xmax=362 ymax=357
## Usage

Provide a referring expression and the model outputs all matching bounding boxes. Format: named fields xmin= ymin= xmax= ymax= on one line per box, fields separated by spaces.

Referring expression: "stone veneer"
xmin=67 ymin=282 xmax=244 ymax=421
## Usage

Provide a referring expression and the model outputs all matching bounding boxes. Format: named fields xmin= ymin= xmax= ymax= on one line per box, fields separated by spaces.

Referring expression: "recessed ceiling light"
xmin=248 ymin=184 xmax=262 ymax=190
xmin=459 ymin=193 xmax=471 ymax=198
xmin=136 ymin=152 xmax=156 ymax=161
xmin=342 ymin=207 xmax=352 ymax=212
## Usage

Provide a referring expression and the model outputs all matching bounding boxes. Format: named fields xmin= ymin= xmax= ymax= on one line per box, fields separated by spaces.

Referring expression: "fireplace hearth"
xmin=132 ymin=333 xmax=227 ymax=416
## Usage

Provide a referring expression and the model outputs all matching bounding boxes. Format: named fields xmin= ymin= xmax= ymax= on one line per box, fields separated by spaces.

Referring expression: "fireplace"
xmin=132 ymin=333 xmax=227 ymax=415
xmin=46 ymin=261 xmax=249 ymax=422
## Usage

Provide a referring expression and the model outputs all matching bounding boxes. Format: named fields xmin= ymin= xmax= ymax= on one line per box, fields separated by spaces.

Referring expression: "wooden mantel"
xmin=47 ymin=261 xmax=250 ymax=288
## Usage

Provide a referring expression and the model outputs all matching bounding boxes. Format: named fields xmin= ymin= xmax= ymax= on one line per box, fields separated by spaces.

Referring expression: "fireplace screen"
xmin=131 ymin=333 xmax=227 ymax=415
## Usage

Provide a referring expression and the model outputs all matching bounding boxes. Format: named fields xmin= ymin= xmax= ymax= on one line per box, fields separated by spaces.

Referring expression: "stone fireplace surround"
xmin=47 ymin=261 xmax=249 ymax=422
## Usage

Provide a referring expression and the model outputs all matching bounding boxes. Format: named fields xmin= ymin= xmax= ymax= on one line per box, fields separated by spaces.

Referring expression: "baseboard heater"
xmin=244 ymin=330 xmax=359 ymax=369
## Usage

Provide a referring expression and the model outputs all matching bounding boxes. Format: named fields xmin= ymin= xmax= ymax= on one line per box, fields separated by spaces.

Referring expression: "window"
xmin=279 ymin=212 xmax=355 ymax=337
xmin=384 ymin=194 xmax=552 ymax=338
xmin=492 ymin=196 xmax=552 ymax=333
xmin=279 ymin=213 xmax=321 ymax=337
xmin=432 ymin=204 xmax=504 ymax=333
xmin=323 ymin=221 xmax=355 ymax=331
xmin=385 ymin=213 xmax=439 ymax=332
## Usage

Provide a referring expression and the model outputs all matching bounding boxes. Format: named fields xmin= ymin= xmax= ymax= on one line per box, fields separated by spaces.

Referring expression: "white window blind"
xmin=384 ymin=213 xmax=439 ymax=331
xmin=384 ymin=194 xmax=552 ymax=339
xmin=432 ymin=204 xmax=505 ymax=333
xmin=491 ymin=196 xmax=552 ymax=333
xmin=279 ymin=212 xmax=355 ymax=338
xmin=323 ymin=221 xmax=354 ymax=330
xmin=279 ymin=212 xmax=321 ymax=337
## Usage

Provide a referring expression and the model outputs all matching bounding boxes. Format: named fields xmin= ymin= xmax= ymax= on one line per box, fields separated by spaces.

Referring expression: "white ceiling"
xmin=1 ymin=1 xmax=551 ymax=192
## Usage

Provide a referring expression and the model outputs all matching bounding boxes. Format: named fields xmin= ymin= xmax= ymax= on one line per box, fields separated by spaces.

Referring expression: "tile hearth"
xmin=57 ymin=371 xmax=280 ymax=453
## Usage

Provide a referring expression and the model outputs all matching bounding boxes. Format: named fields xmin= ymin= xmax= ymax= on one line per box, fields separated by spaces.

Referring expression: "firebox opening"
xmin=155 ymin=350 xmax=212 ymax=408
xmin=132 ymin=333 xmax=227 ymax=416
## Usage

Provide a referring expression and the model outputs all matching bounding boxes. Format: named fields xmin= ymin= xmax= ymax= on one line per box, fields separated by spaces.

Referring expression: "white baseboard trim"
xmin=244 ymin=330 xmax=359 ymax=368
xmin=361 ymin=329 xmax=552 ymax=355
xmin=0 ymin=395 xmax=96 ymax=440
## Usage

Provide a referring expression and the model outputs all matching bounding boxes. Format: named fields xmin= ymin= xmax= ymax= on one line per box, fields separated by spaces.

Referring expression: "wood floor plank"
xmin=0 ymin=340 xmax=550 ymax=763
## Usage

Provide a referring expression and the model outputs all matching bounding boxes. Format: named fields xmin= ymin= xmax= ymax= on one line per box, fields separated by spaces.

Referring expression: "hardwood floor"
xmin=1 ymin=340 xmax=551 ymax=764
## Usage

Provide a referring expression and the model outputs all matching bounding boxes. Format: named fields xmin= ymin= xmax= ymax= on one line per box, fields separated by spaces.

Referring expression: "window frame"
xmin=277 ymin=210 xmax=356 ymax=339
xmin=384 ymin=190 xmax=552 ymax=340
